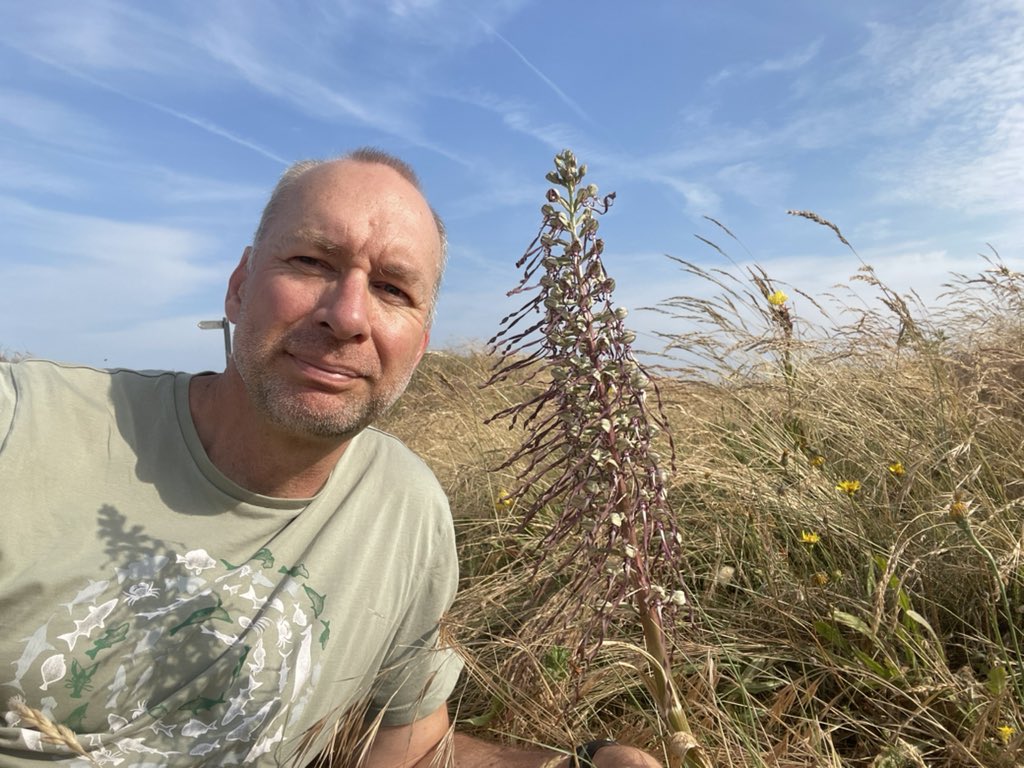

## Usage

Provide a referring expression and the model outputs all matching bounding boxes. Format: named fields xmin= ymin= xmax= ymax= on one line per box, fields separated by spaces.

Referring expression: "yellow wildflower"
xmin=812 ymin=571 xmax=829 ymax=586
xmin=800 ymin=531 xmax=821 ymax=545
xmin=767 ymin=290 xmax=789 ymax=306
xmin=836 ymin=479 xmax=861 ymax=496
xmin=888 ymin=461 xmax=905 ymax=476
xmin=949 ymin=490 xmax=970 ymax=522
xmin=997 ymin=724 xmax=1015 ymax=744
xmin=495 ymin=489 xmax=514 ymax=510
xmin=810 ymin=455 xmax=826 ymax=468
xmin=949 ymin=499 xmax=970 ymax=522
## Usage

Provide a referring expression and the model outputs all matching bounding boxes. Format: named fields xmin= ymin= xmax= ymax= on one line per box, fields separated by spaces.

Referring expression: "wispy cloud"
xmin=3 ymin=3 xmax=453 ymax=164
xmin=706 ymin=37 xmax=824 ymax=86
xmin=0 ymin=156 xmax=85 ymax=196
xmin=664 ymin=0 xmax=1024 ymax=233
xmin=715 ymin=162 xmax=793 ymax=208
xmin=0 ymin=194 xmax=225 ymax=367
xmin=852 ymin=0 xmax=1024 ymax=213
xmin=755 ymin=38 xmax=824 ymax=73
xmin=0 ymin=1 xmax=192 ymax=75
xmin=189 ymin=11 xmax=466 ymax=164
xmin=143 ymin=101 xmax=289 ymax=166
xmin=0 ymin=195 xmax=221 ymax=313
xmin=388 ymin=0 xmax=444 ymax=17
xmin=142 ymin=168 xmax=267 ymax=205
xmin=15 ymin=48 xmax=289 ymax=165
xmin=447 ymin=87 xmax=589 ymax=157
xmin=648 ymin=174 xmax=722 ymax=219
xmin=475 ymin=16 xmax=590 ymax=122
xmin=0 ymin=86 xmax=111 ymax=154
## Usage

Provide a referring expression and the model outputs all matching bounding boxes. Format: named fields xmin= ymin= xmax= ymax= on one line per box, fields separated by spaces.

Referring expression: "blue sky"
xmin=2 ymin=0 xmax=1021 ymax=372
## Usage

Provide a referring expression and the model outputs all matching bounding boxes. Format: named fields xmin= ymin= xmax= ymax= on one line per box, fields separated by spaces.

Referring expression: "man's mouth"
xmin=287 ymin=352 xmax=367 ymax=386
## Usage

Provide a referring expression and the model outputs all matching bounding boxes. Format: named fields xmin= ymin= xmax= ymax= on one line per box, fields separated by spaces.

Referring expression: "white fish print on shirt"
xmin=238 ymin=586 xmax=267 ymax=611
xmin=129 ymin=662 xmax=155 ymax=698
xmin=245 ymin=723 xmax=285 ymax=762
xmin=115 ymin=554 xmax=169 ymax=584
xmin=190 ymin=741 xmax=220 ymax=757
xmin=115 ymin=736 xmax=181 ymax=759
xmin=248 ymin=639 xmax=266 ymax=676
xmin=221 ymin=676 xmax=259 ymax=727
xmin=199 ymin=625 xmax=239 ymax=645
xmin=60 ymin=580 xmax=110 ymax=614
xmin=57 ymin=599 xmax=117 ymax=651
xmin=292 ymin=625 xmax=314 ymax=696
xmin=136 ymin=589 xmax=211 ymax=620
xmin=38 ymin=654 xmax=66 ymax=691
xmin=105 ymin=664 xmax=128 ymax=709
xmin=176 ymin=549 xmax=217 ymax=576
xmin=181 ymin=718 xmax=217 ymax=737
xmin=132 ymin=628 xmax=163 ymax=655
xmin=226 ymin=700 xmax=276 ymax=743
xmin=7 ymin=624 xmax=54 ymax=690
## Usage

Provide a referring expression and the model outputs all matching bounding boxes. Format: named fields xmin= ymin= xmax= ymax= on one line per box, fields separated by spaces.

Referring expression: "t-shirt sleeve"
xmin=370 ymin=513 xmax=464 ymax=727
xmin=0 ymin=363 xmax=17 ymax=453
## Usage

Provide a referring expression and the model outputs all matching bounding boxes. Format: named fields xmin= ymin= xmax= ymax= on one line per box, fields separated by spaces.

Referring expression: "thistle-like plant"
xmin=485 ymin=150 xmax=707 ymax=766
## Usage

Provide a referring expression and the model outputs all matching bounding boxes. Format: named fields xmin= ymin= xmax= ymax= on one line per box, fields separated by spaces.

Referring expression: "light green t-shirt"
xmin=0 ymin=360 xmax=462 ymax=766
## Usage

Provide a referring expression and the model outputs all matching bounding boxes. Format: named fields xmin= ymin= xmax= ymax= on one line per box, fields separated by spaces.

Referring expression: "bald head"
xmin=250 ymin=149 xmax=448 ymax=316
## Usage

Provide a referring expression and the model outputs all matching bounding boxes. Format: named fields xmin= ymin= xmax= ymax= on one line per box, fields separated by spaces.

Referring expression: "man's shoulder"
xmin=358 ymin=424 xmax=416 ymax=449
xmin=1 ymin=359 xmax=182 ymax=420
xmin=357 ymin=426 xmax=435 ymax=470
xmin=3 ymin=358 xmax=178 ymax=386
xmin=347 ymin=426 xmax=445 ymax=492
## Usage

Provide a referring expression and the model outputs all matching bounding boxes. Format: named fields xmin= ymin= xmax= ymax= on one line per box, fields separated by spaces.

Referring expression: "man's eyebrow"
xmin=296 ymin=229 xmax=345 ymax=257
xmin=295 ymin=227 xmax=429 ymax=291
xmin=377 ymin=260 xmax=427 ymax=290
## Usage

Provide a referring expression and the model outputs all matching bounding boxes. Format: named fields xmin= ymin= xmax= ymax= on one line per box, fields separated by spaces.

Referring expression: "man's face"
xmin=225 ymin=160 xmax=440 ymax=440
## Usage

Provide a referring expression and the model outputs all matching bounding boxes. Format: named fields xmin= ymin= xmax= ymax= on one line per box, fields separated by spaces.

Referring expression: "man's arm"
xmin=363 ymin=704 xmax=662 ymax=767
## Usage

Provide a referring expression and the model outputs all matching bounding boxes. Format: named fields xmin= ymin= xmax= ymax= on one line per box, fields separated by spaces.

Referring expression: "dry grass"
xmin=380 ymin=250 xmax=1024 ymax=767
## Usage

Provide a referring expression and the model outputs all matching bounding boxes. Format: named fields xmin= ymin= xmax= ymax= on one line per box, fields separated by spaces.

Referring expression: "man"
xmin=0 ymin=149 xmax=659 ymax=766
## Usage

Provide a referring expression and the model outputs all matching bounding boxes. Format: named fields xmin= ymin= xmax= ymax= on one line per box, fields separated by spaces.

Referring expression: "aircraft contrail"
xmin=475 ymin=16 xmax=590 ymax=123
xmin=14 ymin=45 xmax=288 ymax=166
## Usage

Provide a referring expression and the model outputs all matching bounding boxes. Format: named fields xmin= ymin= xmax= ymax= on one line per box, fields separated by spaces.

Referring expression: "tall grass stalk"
xmin=951 ymin=498 xmax=1024 ymax=708
xmin=484 ymin=150 xmax=707 ymax=766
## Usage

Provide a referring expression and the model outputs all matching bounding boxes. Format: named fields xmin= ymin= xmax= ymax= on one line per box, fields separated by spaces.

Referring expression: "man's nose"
xmin=314 ymin=272 xmax=371 ymax=340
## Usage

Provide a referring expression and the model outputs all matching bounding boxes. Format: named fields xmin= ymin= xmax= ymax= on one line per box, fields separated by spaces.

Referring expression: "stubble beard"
xmin=231 ymin=323 xmax=413 ymax=440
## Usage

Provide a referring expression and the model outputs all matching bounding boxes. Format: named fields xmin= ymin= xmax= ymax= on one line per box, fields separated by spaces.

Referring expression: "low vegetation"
xmin=382 ymin=157 xmax=1024 ymax=767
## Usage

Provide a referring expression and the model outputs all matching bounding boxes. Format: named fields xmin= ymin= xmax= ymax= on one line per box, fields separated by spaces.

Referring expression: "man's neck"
xmin=188 ymin=372 xmax=350 ymax=499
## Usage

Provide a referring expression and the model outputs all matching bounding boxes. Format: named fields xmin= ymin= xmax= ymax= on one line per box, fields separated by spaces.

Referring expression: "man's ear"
xmin=225 ymin=247 xmax=252 ymax=324
xmin=414 ymin=329 xmax=430 ymax=367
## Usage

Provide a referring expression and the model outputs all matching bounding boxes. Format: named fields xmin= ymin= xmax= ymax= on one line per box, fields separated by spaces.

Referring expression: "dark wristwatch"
xmin=575 ymin=739 xmax=618 ymax=767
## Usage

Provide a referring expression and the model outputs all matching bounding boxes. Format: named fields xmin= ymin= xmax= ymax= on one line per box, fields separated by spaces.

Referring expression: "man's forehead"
xmin=298 ymin=159 xmax=419 ymax=199
xmin=287 ymin=165 xmax=432 ymax=229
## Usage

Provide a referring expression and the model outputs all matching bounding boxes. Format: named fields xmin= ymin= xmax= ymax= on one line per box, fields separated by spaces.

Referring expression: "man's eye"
xmin=377 ymin=283 xmax=409 ymax=301
xmin=293 ymin=256 xmax=327 ymax=269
